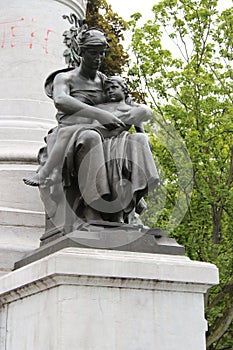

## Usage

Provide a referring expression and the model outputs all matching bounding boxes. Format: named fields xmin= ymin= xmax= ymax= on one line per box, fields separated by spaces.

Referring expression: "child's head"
xmin=104 ymin=76 xmax=129 ymax=102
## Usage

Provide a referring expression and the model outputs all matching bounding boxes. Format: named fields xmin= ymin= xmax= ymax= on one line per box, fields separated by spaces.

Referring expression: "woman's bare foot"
xmin=23 ymin=173 xmax=54 ymax=187
xmin=23 ymin=173 xmax=40 ymax=186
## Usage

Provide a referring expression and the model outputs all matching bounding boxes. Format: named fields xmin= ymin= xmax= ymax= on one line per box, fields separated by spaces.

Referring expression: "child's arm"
xmin=113 ymin=104 xmax=153 ymax=130
xmin=131 ymin=105 xmax=153 ymax=126
xmin=53 ymin=74 xmax=125 ymax=129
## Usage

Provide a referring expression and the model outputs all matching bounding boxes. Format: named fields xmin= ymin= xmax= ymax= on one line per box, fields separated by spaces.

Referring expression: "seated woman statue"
xmin=23 ymin=26 xmax=159 ymax=226
xmin=24 ymin=76 xmax=152 ymax=187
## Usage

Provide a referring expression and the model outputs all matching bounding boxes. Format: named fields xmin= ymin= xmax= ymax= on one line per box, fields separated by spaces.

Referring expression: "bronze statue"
xmin=23 ymin=20 xmax=159 ymax=234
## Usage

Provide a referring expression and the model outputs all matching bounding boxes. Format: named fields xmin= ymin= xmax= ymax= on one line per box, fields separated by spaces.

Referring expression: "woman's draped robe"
xmin=40 ymin=70 xmax=159 ymax=228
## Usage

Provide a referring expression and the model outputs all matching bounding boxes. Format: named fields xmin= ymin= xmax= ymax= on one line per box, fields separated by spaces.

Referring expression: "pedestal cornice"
xmin=0 ymin=248 xmax=219 ymax=305
xmin=55 ymin=0 xmax=87 ymax=17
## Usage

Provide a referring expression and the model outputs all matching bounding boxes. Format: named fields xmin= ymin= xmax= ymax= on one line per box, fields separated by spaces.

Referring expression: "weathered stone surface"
xmin=0 ymin=0 xmax=87 ymax=273
xmin=0 ymin=248 xmax=219 ymax=350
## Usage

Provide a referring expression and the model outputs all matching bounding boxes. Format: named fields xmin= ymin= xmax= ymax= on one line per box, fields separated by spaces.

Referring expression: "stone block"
xmin=0 ymin=248 xmax=219 ymax=350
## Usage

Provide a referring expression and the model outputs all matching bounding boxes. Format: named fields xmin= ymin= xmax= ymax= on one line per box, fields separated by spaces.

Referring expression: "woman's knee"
xmin=81 ymin=130 xmax=102 ymax=146
xmin=57 ymin=127 xmax=73 ymax=141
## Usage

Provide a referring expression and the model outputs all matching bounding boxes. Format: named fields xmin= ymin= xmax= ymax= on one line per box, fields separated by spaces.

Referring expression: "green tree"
xmin=128 ymin=1 xmax=233 ymax=348
xmin=86 ymin=0 xmax=129 ymax=75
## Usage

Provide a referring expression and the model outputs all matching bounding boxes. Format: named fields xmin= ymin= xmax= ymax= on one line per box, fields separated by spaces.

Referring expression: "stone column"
xmin=0 ymin=0 xmax=87 ymax=274
xmin=0 ymin=248 xmax=219 ymax=350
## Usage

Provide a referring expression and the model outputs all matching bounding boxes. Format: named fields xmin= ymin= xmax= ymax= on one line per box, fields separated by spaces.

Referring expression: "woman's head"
xmin=77 ymin=28 xmax=110 ymax=55
xmin=62 ymin=18 xmax=110 ymax=68
xmin=77 ymin=28 xmax=110 ymax=70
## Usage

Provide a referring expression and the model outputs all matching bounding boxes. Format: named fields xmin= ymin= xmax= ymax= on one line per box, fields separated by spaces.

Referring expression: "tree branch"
xmin=207 ymin=302 xmax=233 ymax=348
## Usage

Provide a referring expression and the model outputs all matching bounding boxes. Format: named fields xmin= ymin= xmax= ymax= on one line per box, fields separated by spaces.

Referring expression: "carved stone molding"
xmin=0 ymin=248 xmax=219 ymax=305
xmin=55 ymin=0 xmax=87 ymax=17
xmin=0 ymin=248 xmax=219 ymax=350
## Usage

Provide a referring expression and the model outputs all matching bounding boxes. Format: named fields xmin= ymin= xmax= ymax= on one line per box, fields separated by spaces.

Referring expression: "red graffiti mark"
xmin=43 ymin=29 xmax=52 ymax=54
xmin=11 ymin=26 xmax=16 ymax=37
xmin=0 ymin=18 xmax=24 ymax=48
xmin=0 ymin=18 xmax=24 ymax=25
xmin=10 ymin=24 xmax=24 ymax=48
xmin=0 ymin=18 xmax=56 ymax=54
xmin=29 ymin=31 xmax=35 ymax=49
xmin=10 ymin=26 xmax=16 ymax=47
xmin=1 ymin=29 xmax=5 ymax=48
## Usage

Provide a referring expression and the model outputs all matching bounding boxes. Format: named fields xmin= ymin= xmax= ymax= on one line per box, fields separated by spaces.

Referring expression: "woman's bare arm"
xmin=53 ymin=73 xmax=125 ymax=128
xmin=111 ymin=103 xmax=153 ymax=128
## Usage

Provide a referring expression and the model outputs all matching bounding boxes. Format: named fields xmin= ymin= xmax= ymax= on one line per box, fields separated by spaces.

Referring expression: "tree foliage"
xmin=86 ymin=0 xmax=129 ymax=76
xmin=128 ymin=1 xmax=233 ymax=348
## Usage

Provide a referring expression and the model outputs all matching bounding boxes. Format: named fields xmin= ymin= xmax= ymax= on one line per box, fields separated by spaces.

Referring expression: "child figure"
xmin=23 ymin=76 xmax=152 ymax=187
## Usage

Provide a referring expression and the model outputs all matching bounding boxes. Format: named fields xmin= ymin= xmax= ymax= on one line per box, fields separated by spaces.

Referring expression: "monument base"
xmin=0 ymin=248 xmax=218 ymax=350
xmin=14 ymin=224 xmax=185 ymax=269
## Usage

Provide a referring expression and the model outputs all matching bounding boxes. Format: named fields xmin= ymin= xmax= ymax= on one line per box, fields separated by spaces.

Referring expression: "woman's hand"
xmin=102 ymin=114 xmax=126 ymax=130
xmin=96 ymin=110 xmax=126 ymax=130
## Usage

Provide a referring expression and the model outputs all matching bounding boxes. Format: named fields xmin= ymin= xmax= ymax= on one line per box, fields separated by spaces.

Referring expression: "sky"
xmin=107 ymin=0 xmax=233 ymax=53
xmin=107 ymin=0 xmax=157 ymax=21
xmin=107 ymin=0 xmax=232 ymax=21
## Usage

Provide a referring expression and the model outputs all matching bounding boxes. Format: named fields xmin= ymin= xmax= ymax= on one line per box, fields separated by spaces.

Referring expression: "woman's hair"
xmin=77 ymin=28 xmax=110 ymax=54
xmin=62 ymin=17 xmax=110 ymax=67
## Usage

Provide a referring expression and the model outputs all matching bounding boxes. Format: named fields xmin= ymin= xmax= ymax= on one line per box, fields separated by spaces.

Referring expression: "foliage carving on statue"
xmin=62 ymin=14 xmax=87 ymax=67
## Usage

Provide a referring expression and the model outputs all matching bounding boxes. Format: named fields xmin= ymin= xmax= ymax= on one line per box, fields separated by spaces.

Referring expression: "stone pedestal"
xmin=0 ymin=0 xmax=87 ymax=273
xmin=0 ymin=248 xmax=219 ymax=349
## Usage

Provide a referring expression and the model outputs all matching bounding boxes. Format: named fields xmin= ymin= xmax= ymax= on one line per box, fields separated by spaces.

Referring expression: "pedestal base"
xmin=14 ymin=226 xmax=185 ymax=269
xmin=0 ymin=248 xmax=218 ymax=350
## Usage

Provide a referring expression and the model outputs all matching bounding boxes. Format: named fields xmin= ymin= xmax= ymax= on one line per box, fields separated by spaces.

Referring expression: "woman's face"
xmin=81 ymin=46 xmax=106 ymax=70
